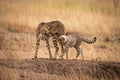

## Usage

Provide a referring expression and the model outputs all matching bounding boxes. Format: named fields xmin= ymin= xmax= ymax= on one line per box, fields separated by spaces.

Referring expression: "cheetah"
xmin=58 ymin=33 xmax=96 ymax=60
xmin=35 ymin=21 xmax=65 ymax=59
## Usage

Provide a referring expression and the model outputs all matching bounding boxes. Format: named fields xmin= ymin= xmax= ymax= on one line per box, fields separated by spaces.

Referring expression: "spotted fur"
xmin=58 ymin=33 xmax=96 ymax=60
xmin=35 ymin=21 xmax=65 ymax=59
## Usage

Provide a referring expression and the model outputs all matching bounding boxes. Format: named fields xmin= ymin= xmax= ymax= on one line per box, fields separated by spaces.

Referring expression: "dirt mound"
xmin=0 ymin=58 xmax=120 ymax=79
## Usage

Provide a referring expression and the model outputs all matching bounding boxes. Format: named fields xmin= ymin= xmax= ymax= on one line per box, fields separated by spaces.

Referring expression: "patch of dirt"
xmin=0 ymin=58 xmax=120 ymax=79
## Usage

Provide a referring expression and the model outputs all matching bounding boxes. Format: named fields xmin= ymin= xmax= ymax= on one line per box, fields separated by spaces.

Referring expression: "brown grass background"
xmin=0 ymin=0 xmax=120 ymax=80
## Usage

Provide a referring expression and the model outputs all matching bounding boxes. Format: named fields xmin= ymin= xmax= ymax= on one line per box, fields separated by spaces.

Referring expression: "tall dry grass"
xmin=0 ymin=0 xmax=120 ymax=60
xmin=0 ymin=0 xmax=120 ymax=35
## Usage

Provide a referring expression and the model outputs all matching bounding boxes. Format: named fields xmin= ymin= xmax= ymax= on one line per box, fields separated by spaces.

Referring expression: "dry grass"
xmin=0 ymin=66 xmax=83 ymax=80
xmin=0 ymin=0 xmax=120 ymax=36
xmin=0 ymin=0 xmax=120 ymax=80
xmin=0 ymin=67 xmax=98 ymax=80
xmin=0 ymin=59 xmax=120 ymax=80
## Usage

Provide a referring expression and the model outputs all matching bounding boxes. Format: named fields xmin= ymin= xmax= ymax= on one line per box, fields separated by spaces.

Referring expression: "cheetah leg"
xmin=34 ymin=36 xmax=40 ymax=59
xmin=52 ymin=36 xmax=59 ymax=60
xmin=75 ymin=47 xmax=84 ymax=60
xmin=59 ymin=44 xmax=64 ymax=59
xmin=60 ymin=53 xmax=64 ymax=59
xmin=80 ymin=48 xmax=84 ymax=60
xmin=65 ymin=48 xmax=69 ymax=60
xmin=46 ymin=39 xmax=52 ymax=59
xmin=75 ymin=47 xmax=80 ymax=59
xmin=60 ymin=47 xmax=68 ymax=60
xmin=61 ymin=44 xmax=64 ymax=55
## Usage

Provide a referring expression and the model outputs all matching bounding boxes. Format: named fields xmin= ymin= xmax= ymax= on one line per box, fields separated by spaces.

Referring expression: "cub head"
xmin=58 ymin=35 xmax=69 ymax=44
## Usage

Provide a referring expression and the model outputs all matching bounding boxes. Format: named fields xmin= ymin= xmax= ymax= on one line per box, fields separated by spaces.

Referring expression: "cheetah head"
xmin=58 ymin=35 xmax=69 ymax=44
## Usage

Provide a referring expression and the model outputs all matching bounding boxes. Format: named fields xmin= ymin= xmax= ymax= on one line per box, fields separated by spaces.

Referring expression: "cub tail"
xmin=82 ymin=37 xmax=96 ymax=44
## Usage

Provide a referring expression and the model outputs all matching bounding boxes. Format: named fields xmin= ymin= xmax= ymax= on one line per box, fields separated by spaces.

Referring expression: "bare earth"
xmin=0 ymin=58 xmax=120 ymax=80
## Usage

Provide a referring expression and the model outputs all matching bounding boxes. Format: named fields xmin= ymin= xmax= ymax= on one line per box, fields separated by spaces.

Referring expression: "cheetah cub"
xmin=58 ymin=33 xmax=96 ymax=60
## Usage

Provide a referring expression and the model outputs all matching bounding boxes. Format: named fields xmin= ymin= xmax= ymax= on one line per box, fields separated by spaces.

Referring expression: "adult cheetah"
xmin=35 ymin=21 xmax=65 ymax=59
